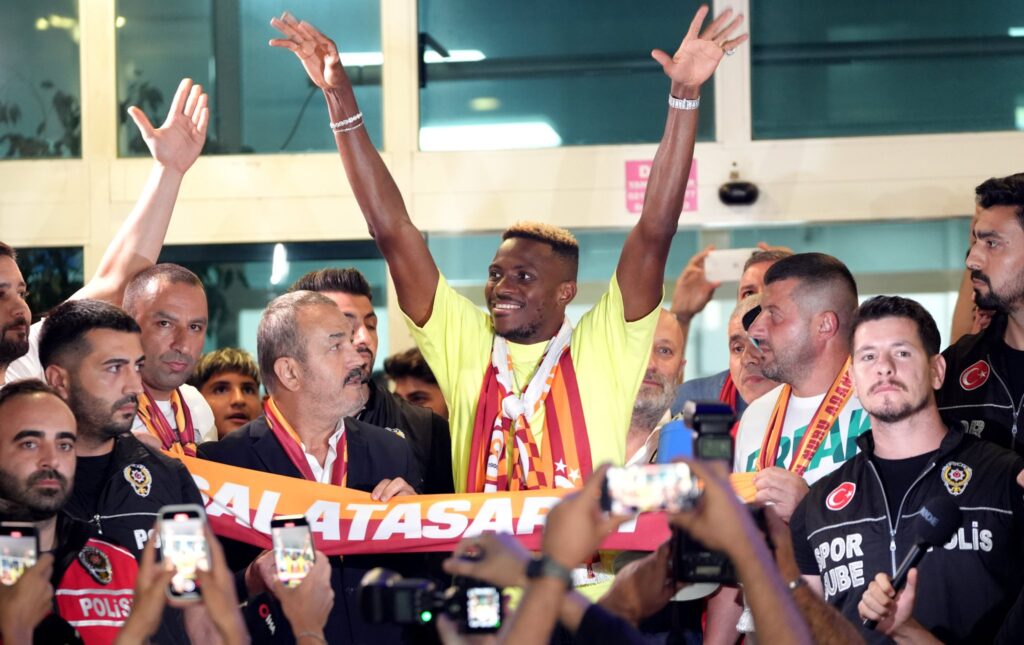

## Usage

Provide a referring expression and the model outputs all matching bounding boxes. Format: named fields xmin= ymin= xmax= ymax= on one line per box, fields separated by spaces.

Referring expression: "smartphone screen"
xmin=271 ymin=516 xmax=314 ymax=587
xmin=604 ymin=463 xmax=703 ymax=515
xmin=160 ymin=508 xmax=209 ymax=599
xmin=465 ymin=585 xmax=502 ymax=632
xmin=0 ymin=523 xmax=37 ymax=586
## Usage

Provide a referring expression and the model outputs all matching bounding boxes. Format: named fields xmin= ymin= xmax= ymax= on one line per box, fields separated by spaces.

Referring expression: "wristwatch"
xmin=525 ymin=555 xmax=573 ymax=589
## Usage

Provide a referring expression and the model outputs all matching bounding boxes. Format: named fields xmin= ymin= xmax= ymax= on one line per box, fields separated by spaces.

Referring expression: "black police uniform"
xmin=938 ymin=313 xmax=1024 ymax=456
xmin=790 ymin=430 xmax=1024 ymax=644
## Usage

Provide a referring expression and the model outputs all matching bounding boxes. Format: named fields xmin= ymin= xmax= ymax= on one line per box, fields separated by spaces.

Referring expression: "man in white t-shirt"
xmin=122 ymin=264 xmax=217 ymax=449
xmin=3 ymin=78 xmax=210 ymax=388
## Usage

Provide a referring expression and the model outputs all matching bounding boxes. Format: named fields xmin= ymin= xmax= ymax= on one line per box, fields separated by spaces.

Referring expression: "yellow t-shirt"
xmin=406 ymin=273 xmax=660 ymax=493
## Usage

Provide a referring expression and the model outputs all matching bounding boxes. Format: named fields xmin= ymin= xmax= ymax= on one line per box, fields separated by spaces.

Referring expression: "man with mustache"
xmin=198 ymin=291 xmax=420 ymax=643
xmin=38 ymin=299 xmax=207 ymax=645
xmin=3 ymin=78 xmax=209 ymax=386
xmin=290 ymin=268 xmax=453 ymax=493
xmin=789 ymin=296 xmax=1024 ymax=643
xmin=0 ymin=379 xmax=140 ymax=644
xmin=937 ymin=173 xmax=1024 ymax=457
xmin=122 ymin=264 xmax=217 ymax=455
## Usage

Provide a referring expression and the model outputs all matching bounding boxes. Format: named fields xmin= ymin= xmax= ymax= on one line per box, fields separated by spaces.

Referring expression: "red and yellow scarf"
xmin=264 ymin=398 xmax=347 ymax=486
xmin=756 ymin=357 xmax=853 ymax=476
xmin=467 ymin=322 xmax=592 ymax=492
xmin=137 ymin=386 xmax=196 ymax=457
xmin=717 ymin=373 xmax=740 ymax=438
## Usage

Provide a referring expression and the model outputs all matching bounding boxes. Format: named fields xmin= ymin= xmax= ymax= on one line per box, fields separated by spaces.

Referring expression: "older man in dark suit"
xmin=199 ymin=290 xmax=421 ymax=645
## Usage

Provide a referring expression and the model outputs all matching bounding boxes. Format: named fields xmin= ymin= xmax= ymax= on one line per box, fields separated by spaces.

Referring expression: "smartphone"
xmin=271 ymin=514 xmax=315 ymax=588
xmin=159 ymin=504 xmax=209 ymax=601
xmin=704 ymin=248 xmax=756 ymax=283
xmin=601 ymin=463 xmax=704 ymax=515
xmin=462 ymin=583 xmax=502 ymax=633
xmin=0 ymin=522 xmax=38 ymax=586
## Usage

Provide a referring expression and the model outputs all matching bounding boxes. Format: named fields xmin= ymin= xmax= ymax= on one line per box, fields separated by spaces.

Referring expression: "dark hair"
xmin=39 ymin=299 xmax=141 ymax=369
xmin=384 ymin=347 xmax=438 ymax=386
xmin=502 ymin=221 xmax=580 ymax=279
xmin=122 ymin=263 xmax=204 ymax=316
xmin=0 ymin=241 xmax=15 ymax=261
xmin=850 ymin=296 xmax=941 ymax=356
xmin=189 ymin=347 xmax=261 ymax=389
xmin=764 ymin=253 xmax=858 ymax=298
xmin=975 ymin=173 xmax=1024 ymax=228
xmin=743 ymin=248 xmax=793 ymax=272
xmin=0 ymin=378 xmax=64 ymax=411
xmin=289 ymin=268 xmax=372 ymax=302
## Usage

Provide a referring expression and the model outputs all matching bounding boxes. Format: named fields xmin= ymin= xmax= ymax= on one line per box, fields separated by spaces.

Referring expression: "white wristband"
xmin=668 ymin=94 xmax=700 ymax=110
xmin=330 ymin=111 xmax=363 ymax=130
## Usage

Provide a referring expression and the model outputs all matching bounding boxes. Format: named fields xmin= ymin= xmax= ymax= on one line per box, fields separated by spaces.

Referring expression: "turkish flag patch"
xmin=826 ymin=482 xmax=856 ymax=511
xmin=959 ymin=360 xmax=990 ymax=391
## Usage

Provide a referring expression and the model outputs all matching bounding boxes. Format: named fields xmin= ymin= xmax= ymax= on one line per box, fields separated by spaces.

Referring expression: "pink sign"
xmin=626 ymin=159 xmax=697 ymax=214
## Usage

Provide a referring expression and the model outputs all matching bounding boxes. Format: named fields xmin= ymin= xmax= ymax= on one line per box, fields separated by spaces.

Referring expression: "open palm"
xmin=652 ymin=5 xmax=748 ymax=88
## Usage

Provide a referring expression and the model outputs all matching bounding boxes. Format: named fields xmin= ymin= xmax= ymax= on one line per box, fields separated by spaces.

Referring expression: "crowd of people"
xmin=0 ymin=5 xmax=1022 ymax=645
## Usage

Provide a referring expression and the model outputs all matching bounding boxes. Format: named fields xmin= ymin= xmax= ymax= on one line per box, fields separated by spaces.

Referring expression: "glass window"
xmin=751 ymin=1 xmax=1024 ymax=139
xmin=687 ymin=218 xmax=972 ymax=378
xmin=115 ymin=0 xmax=382 ymax=156
xmin=17 ymin=247 xmax=84 ymax=321
xmin=418 ymin=0 xmax=714 ymax=151
xmin=0 ymin=1 xmax=81 ymax=159
xmin=157 ymin=242 xmax=390 ymax=372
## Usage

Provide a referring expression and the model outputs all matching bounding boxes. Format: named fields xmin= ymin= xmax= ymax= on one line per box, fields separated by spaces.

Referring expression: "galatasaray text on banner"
xmin=180 ymin=456 xmax=676 ymax=555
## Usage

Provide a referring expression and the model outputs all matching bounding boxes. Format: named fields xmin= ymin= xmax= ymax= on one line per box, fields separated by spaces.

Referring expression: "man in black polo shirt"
xmin=937 ymin=173 xmax=1024 ymax=456
xmin=790 ymin=296 xmax=1024 ymax=643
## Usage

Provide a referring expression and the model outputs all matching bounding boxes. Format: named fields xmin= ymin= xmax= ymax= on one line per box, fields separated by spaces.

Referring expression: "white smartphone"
xmin=271 ymin=514 xmax=314 ymax=588
xmin=159 ymin=504 xmax=210 ymax=601
xmin=704 ymin=248 xmax=756 ymax=283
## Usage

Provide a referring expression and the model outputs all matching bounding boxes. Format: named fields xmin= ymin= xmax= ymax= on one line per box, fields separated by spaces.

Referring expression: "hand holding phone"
xmin=601 ymin=463 xmax=704 ymax=515
xmin=159 ymin=504 xmax=210 ymax=601
xmin=271 ymin=515 xmax=315 ymax=588
xmin=0 ymin=522 xmax=38 ymax=586
xmin=704 ymin=248 xmax=756 ymax=283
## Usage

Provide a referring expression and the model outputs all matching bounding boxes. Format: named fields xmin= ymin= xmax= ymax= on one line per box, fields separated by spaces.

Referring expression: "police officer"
xmin=790 ymin=296 xmax=1024 ymax=643
xmin=938 ymin=173 xmax=1024 ymax=456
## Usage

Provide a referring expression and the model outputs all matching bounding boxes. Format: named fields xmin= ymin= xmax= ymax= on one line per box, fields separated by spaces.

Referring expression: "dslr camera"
xmin=670 ymin=401 xmax=743 ymax=584
xmin=359 ymin=568 xmax=502 ymax=634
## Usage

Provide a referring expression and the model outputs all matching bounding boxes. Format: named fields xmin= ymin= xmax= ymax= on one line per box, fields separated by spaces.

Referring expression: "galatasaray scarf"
xmin=717 ymin=373 xmax=740 ymax=438
xmin=137 ymin=386 xmax=196 ymax=457
xmin=264 ymin=398 xmax=347 ymax=486
xmin=756 ymin=357 xmax=853 ymax=476
xmin=467 ymin=320 xmax=592 ymax=492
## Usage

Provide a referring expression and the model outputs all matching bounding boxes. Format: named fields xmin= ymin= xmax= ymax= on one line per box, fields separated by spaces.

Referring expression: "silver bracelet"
xmin=332 ymin=121 xmax=365 ymax=134
xmin=329 ymin=111 xmax=363 ymax=130
xmin=668 ymin=94 xmax=700 ymax=110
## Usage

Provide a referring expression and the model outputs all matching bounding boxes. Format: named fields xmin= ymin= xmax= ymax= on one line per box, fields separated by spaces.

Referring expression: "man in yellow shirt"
xmin=271 ymin=6 xmax=747 ymax=494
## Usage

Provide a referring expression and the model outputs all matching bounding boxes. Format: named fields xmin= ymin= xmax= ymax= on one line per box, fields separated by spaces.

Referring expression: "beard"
xmin=632 ymin=372 xmax=676 ymax=428
xmin=0 ymin=467 xmax=69 ymax=521
xmin=497 ymin=318 xmax=543 ymax=343
xmin=0 ymin=323 xmax=30 ymax=364
xmin=972 ymin=269 xmax=1024 ymax=314
xmin=67 ymin=382 xmax=137 ymax=441
xmin=356 ymin=347 xmax=375 ymax=383
xmin=866 ymin=390 xmax=931 ymax=424
xmin=760 ymin=344 xmax=810 ymax=385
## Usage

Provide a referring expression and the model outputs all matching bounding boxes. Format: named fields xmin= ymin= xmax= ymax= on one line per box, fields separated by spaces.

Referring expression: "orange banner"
xmin=180 ymin=456 xmax=673 ymax=555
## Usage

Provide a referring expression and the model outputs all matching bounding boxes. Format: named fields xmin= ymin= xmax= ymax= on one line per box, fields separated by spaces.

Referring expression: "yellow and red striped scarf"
xmin=137 ymin=386 xmax=197 ymax=457
xmin=264 ymin=398 xmax=348 ymax=486
xmin=467 ymin=321 xmax=592 ymax=492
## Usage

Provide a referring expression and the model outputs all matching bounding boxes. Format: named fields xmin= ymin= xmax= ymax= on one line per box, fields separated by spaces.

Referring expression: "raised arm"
xmin=270 ymin=13 xmax=439 ymax=325
xmin=72 ymin=78 xmax=208 ymax=306
xmin=617 ymin=6 xmax=746 ymax=321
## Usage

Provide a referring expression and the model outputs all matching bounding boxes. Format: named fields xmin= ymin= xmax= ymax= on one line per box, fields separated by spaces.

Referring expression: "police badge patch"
xmin=78 ymin=546 xmax=113 ymax=585
xmin=124 ymin=464 xmax=152 ymax=497
xmin=941 ymin=461 xmax=972 ymax=496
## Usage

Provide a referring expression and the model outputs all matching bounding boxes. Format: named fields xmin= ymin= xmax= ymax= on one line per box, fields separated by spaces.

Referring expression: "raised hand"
xmin=443 ymin=532 xmax=532 ymax=589
xmin=651 ymin=5 xmax=747 ymax=90
xmin=672 ymin=244 xmax=720 ymax=324
xmin=269 ymin=12 xmax=348 ymax=90
xmin=127 ymin=78 xmax=208 ymax=175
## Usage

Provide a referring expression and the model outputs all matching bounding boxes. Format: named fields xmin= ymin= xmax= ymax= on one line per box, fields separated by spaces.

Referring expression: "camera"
xmin=718 ymin=167 xmax=759 ymax=206
xmin=671 ymin=401 xmax=739 ymax=584
xmin=359 ymin=568 xmax=502 ymax=634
